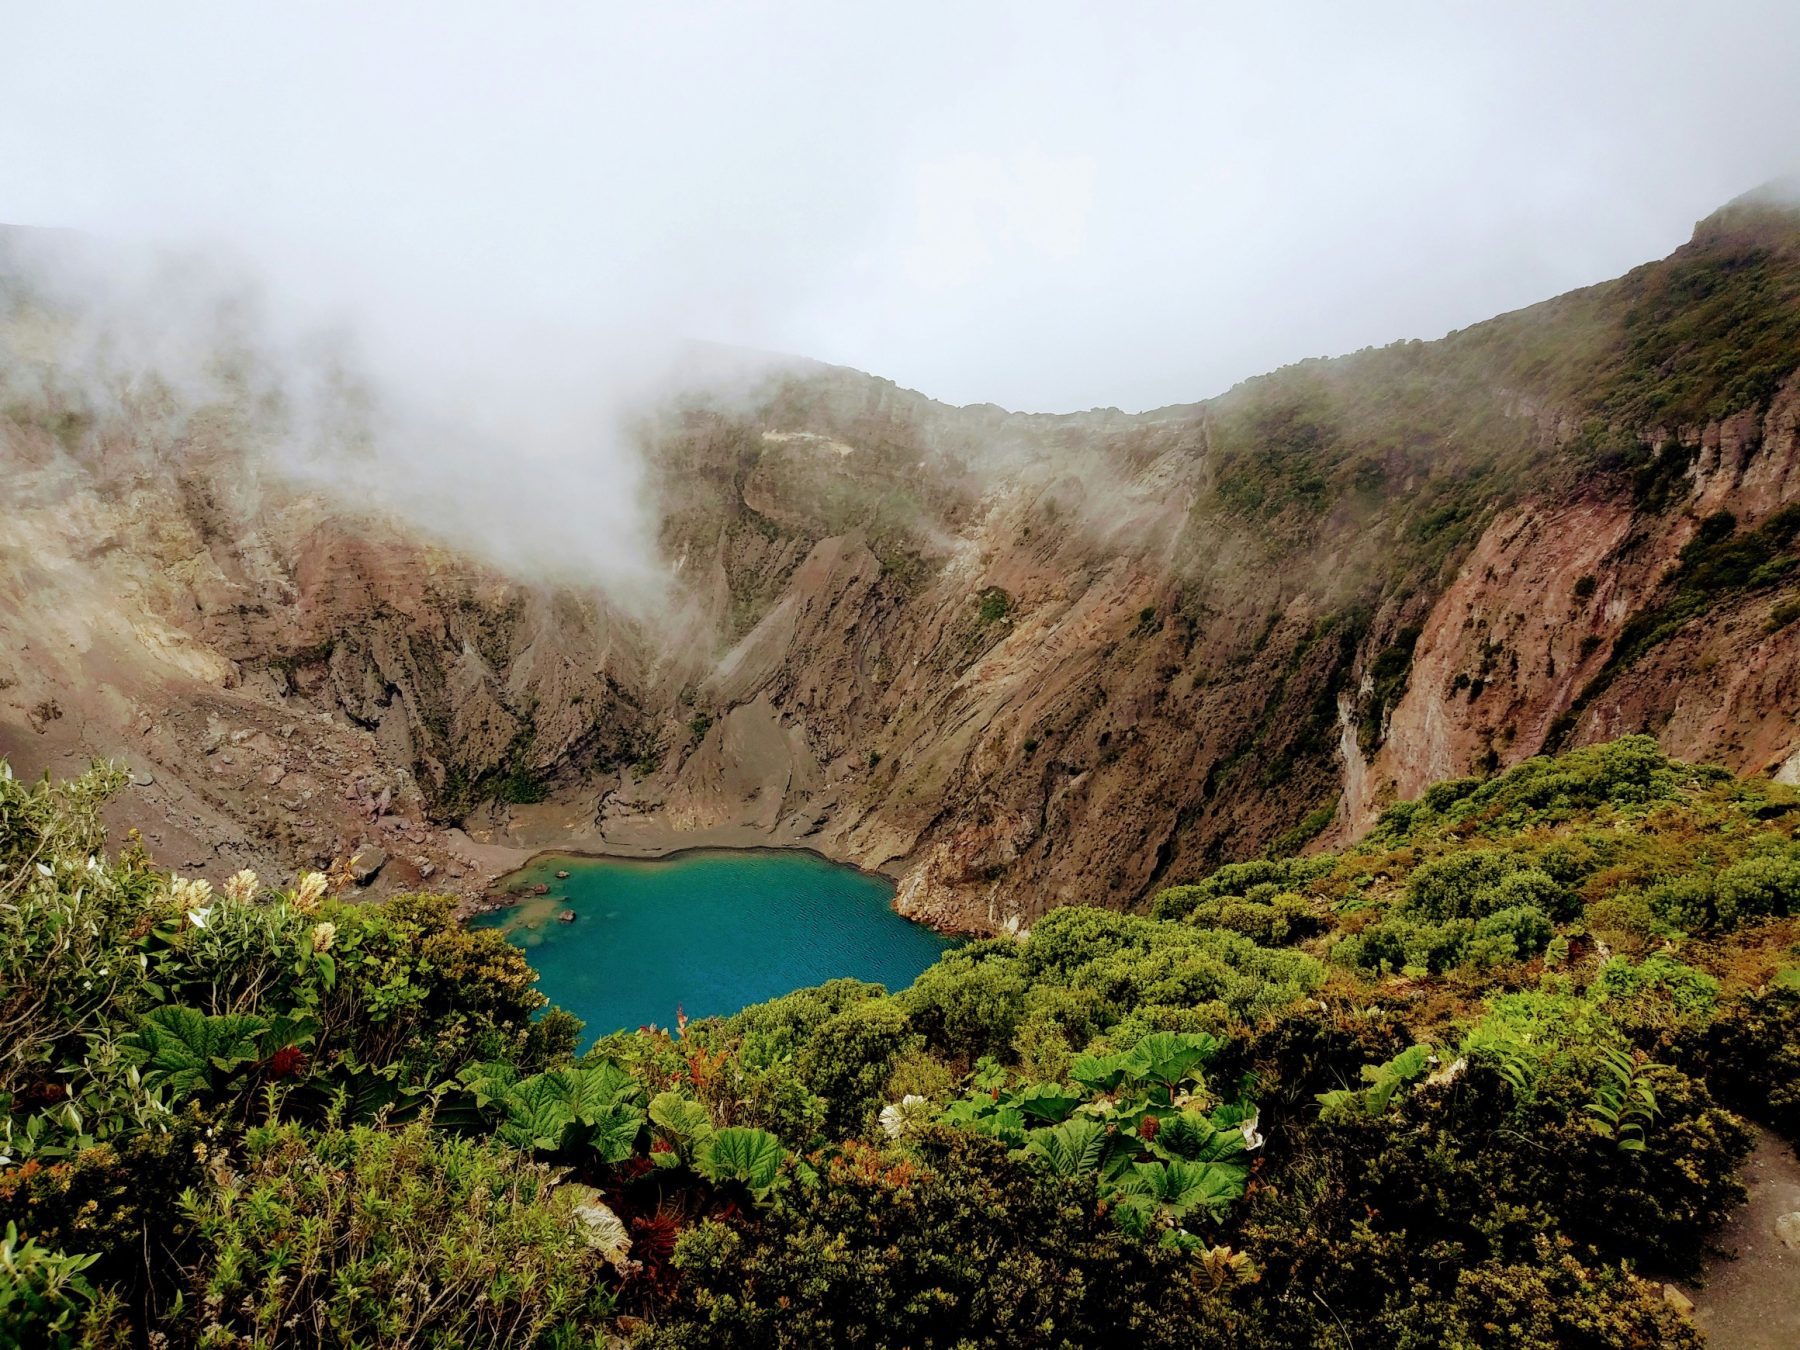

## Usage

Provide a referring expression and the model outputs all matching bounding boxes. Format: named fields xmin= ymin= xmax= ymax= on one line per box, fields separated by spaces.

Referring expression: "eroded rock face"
xmin=7 ymin=205 xmax=1800 ymax=929
xmin=1341 ymin=376 xmax=1800 ymax=839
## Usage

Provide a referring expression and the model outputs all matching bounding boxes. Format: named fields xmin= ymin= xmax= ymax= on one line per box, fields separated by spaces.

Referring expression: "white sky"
xmin=5 ymin=2 xmax=1800 ymax=413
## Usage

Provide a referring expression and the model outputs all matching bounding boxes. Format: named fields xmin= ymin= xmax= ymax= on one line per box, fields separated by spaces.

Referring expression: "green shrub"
xmin=1649 ymin=848 xmax=1800 ymax=932
xmin=0 ymin=1221 xmax=126 ymax=1350
xmin=901 ymin=954 xmax=1029 ymax=1063
xmin=1374 ymin=736 xmax=1688 ymax=841
xmin=1468 ymin=904 xmax=1556 ymax=967
xmin=799 ymin=998 xmax=919 ymax=1137
xmin=974 ymin=587 xmax=1012 ymax=624
xmin=1713 ymin=849 xmax=1800 ymax=922
xmin=1170 ymin=891 xmax=1320 ymax=946
xmin=1692 ymin=985 xmax=1800 ymax=1138
xmin=646 ymin=1130 xmax=1256 ymax=1350
xmin=0 ymin=1125 xmax=204 ymax=1331
xmin=1405 ymin=852 xmax=1566 ymax=921
xmin=1593 ymin=954 xmax=1722 ymax=1044
xmin=175 ymin=1121 xmax=616 ymax=1345
xmin=1152 ymin=857 xmax=1335 ymax=920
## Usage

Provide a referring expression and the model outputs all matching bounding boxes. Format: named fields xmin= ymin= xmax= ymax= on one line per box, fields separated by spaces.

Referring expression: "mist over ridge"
xmin=8 ymin=4 xmax=1800 ymax=412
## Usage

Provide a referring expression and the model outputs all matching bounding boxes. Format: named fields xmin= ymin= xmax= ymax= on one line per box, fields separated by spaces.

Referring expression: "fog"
xmin=0 ymin=226 xmax=700 ymax=616
xmin=8 ymin=3 xmax=1800 ymax=414
xmin=4 ymin=4 xmax=1800 ymax=608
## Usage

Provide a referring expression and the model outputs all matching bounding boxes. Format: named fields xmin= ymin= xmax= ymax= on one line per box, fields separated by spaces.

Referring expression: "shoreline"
xmin=457 ymin=833 xmax=991 ymax=937
xmin=490 ymin=839 xmax=903 ymax=891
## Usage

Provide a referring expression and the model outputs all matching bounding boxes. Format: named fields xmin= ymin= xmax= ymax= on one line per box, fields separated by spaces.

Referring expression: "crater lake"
xmin=473 ymin=848 xmax=957 ymax=1044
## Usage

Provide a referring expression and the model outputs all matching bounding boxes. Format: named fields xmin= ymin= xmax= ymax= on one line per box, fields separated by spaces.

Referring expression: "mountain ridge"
xmin=5 ymin=188 xmax=1800 ymax=930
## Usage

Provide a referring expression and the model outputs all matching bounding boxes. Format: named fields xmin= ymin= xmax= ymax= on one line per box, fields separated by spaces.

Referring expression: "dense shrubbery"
xmin=182 ymin=1122 xmax=617 ymax=1345
xmin=646 ymin=1129 xmax=1261 ymax=1350
xmin=3 ymin=738 xmax=1795 ymax=1346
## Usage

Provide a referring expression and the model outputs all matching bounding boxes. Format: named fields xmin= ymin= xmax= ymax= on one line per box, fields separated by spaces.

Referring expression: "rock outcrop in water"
xmin=6 ymin=185 xmax=1800 ymax=930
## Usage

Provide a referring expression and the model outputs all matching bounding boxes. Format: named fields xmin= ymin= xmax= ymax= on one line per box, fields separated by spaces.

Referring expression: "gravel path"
xmin=1682 ymin=1130 xmax=1800 ymax=1349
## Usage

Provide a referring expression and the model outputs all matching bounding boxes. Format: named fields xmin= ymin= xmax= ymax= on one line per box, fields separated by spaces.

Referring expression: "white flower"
xmin=309 ymin=921 xmax=337 ymax=954
xmin=293 ymin=871 xmax=328 ymax=912
xmin=1237 ymin=1108 xmax=1264 ymax=1152
xmin=225 ymin=869 xmax=260 ymax=903
xmin=168 ymin=876 xmax=214 ymax=909
xmin=878 ymin=1094 xmax=932 ymax=1139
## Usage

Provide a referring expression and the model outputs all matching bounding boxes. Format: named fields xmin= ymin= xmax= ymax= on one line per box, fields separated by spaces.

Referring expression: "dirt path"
xmin=1680 ymin=1130 xmax=1800 ymax=1349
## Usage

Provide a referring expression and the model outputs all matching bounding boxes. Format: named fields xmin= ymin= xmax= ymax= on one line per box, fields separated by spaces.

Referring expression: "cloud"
xmin=902 ymin=150 xmax=1096 ymax=291
xmin=0 ymin=225 xmax=704 ymax=618
xmin=3 ymin=1 xmax=1799 ymax=421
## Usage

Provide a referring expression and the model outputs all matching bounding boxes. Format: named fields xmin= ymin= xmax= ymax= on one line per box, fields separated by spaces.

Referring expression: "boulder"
xmin=351 ymin=848 xmax=388 ymax=885
xmin=559 ymin=909 xmax=577 ymax=923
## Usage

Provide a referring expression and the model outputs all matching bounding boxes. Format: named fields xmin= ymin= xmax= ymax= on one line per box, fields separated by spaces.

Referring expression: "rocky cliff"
xmin=6 ymin=185 xmax=1800 ymax=931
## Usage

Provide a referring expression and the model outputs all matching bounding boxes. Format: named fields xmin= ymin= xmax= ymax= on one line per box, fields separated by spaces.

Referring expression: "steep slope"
xmin=6 ymin=185 xmax=1800 ymax=929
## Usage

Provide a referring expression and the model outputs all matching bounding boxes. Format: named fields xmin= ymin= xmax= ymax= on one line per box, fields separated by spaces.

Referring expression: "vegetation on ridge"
xmin=2 ymin=737 xmax=1798 ymax=1347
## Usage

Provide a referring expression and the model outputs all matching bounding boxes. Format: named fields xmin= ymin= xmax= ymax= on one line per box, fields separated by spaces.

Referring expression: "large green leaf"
xmin=1362 ymin=1043 xmax=1433 ymax=1114
xmin=1147 ymin=1109 xmax=1248 ymax=1165
xmin=697 ymin=1126 xmax=786 ymax=1196
xmin=975 ymin=1105 xmax=1027 ymax=1147
xmin=1010 ymin=1081 xmax=1084 ymax=1123
xmin=552 ymin=1063 xmax=640 ymax=1119
xmin=1207 ymin=1101 xmax=1259 ymax=1133
xmin=573 ymin=1101 xmax=646 ymax=1163
xmin=1020 ymin=1117 xmax=1110 ymax=1177
xmin=1120 ymin=1032 xmax=1220 ymax=1090
xmin=1070 ymin=1052 xmax=1128 ymax=1094
xmin=314 ymin=1056 xmax=433 ymax=1126
xmin=971 ymin=1056 xmax=1009 ymax=1091
xmin=456 ymin=1060 xmax=520 ymax=1109
xmin=496 ymin=1073 xmax=580 ymax=1151
xmin=1110 ymin=1158 xmax=1247 ymax=1219
xmin=572 ymin=1059 xmax=640 ymax=1107
xmin=940 ymin=1097 xmax=990 ymax=1129
xmin=649 ymin=1091 xmax=714 ymax=1151
xmin=255 ymin=1013 xmax=317 ymax=1056
xmin=125 ymin=1006 xmax=268 ymax=1097
xmin=938 ymin=1095 xmax=1028 ymax=1146
xmin=496 ymin=1066 xmax=645 ymax=1156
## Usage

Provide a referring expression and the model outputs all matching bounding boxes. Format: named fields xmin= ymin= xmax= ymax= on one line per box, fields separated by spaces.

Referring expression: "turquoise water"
xmin=472 ymin=849 xmax=956 ymax=1044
